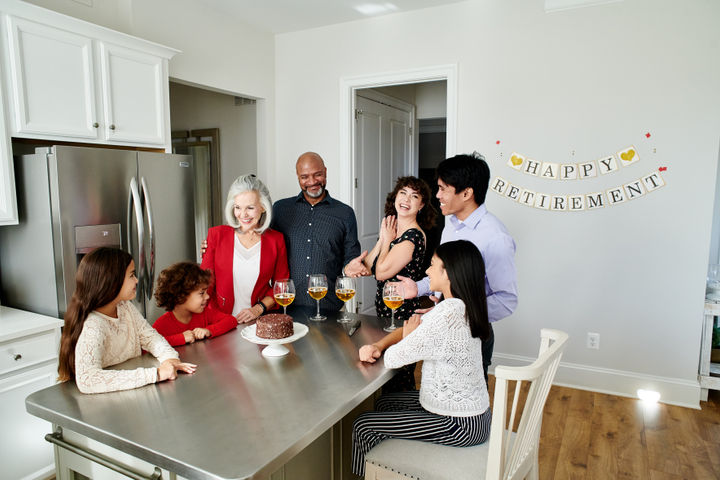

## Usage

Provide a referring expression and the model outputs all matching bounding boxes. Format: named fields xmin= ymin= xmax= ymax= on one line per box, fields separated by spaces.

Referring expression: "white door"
xmin=5 ymin=16 xmax=99 ymax=139
xmin=354 ymin=92 xmax=414 ymax=315
xmin=99 ymin=42 xmax=166 ymax=145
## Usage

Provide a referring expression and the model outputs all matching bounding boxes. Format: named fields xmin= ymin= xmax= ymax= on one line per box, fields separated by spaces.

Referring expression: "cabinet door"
xmin=0 ymin=363 xmax=57 ymax=480
xmin=99 ymin=42 xmax=166 ymax=145
xmin=5 ymin=16 xmax=99 ymax=139
xmin=0 ymin=68 xmax=18 ymax=225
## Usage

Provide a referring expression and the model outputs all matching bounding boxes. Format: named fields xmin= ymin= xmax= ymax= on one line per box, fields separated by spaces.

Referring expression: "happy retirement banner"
xmin=491 ymin=144 xmax=666 ymax=211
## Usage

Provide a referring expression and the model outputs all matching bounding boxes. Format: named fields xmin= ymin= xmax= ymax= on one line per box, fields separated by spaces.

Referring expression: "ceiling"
xmin=196 ymin=0 xmax=469 ymax=34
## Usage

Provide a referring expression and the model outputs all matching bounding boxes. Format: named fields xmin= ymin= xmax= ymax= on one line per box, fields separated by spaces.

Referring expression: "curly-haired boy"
xmin=153 ymin=262 xmax=237 ymax=346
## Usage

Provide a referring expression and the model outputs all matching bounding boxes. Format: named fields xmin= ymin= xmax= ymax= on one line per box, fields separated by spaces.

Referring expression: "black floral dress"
xmin=372 ymin=228 xmax=426 ymax=320
xmin=372 ymin=228 xmax=426 ymax=392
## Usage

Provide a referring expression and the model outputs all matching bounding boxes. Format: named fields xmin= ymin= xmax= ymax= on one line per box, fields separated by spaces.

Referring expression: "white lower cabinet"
xmin=0 ymin=307 xmax=63 ymax=480
xmin=0 ymin=361 xmax=57 ymax=480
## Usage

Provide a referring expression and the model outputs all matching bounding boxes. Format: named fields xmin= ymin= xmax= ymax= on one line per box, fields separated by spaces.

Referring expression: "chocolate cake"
xmin=256 ymin=313 xmax=294 ymax=339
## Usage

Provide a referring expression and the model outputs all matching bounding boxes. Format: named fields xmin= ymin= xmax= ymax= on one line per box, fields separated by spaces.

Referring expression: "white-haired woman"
xmin=201 ymin=175 xmax=289 ymax=323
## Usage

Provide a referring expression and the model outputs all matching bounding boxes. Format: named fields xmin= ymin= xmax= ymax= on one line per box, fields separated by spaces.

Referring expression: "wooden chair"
xmin=364 ymin=328 xmax=569 ymax=480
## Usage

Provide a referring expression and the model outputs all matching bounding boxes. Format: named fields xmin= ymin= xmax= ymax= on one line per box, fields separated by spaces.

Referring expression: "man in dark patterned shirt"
xmin=272 ymin=152 xmax=369 ymax=311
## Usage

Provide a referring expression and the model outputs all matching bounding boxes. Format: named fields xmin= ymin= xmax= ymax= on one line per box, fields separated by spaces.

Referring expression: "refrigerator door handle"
xmin=127 ymin=177 xmax=146 ymax=286
xmin=140 ymin=177 xmax=156 ymax=300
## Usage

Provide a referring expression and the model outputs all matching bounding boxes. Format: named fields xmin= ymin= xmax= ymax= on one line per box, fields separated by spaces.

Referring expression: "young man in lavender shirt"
xmin=397 ymin=153 xmax=518 ymax=380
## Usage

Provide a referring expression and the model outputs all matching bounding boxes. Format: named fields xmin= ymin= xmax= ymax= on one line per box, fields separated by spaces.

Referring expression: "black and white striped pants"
xmin=351 ymin=390 xmax=492 ymax=475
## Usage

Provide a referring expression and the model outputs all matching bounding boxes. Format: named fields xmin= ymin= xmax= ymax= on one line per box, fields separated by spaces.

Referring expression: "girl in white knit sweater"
xmin=58 ymin=247 xmax=196 ymax=394
xmin=352 ymin=240 xmax=492 ymax=475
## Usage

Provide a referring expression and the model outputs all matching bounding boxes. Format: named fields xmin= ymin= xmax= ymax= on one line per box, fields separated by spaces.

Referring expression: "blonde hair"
xmin=224 ymin=175 xmax=273 ymax=233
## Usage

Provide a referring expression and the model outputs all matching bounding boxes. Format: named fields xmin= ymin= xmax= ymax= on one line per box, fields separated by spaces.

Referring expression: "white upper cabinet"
xmin=5 ymin=16 xmax=100 ymax=140
xmin=99 ymin=42 xmax=166 ymax=145
xmin=0 ymin=1 xmax=178 ymax=149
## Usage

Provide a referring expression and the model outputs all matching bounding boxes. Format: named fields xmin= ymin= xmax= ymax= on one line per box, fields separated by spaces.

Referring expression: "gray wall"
xmin=169 ymin=82 xmax=257 ymax=207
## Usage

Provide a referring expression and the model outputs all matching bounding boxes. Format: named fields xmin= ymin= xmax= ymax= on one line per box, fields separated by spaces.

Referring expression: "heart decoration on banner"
xmin=494 ymin=139 xmax=667 ymax=212
xmin=620 ymin=149 xmax=636 ymax=162
xmin=507 ymin=145 xmax=640 ymax=180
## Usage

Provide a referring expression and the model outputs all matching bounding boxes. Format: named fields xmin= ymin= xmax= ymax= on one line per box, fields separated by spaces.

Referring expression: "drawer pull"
xmin=13 ymin=354 xmax=22 ymax=361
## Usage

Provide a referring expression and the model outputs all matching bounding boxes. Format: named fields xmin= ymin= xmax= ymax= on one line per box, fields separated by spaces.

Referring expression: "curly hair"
xmin=384 ymin=176 xmax=437 ymax=231
xmin=155 ymin=262 xmax=213 ymax=311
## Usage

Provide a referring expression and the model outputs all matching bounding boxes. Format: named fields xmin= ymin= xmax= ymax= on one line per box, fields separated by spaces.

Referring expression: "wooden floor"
xmin=414 ymin=365 xmax=720 ymax=479
xmin=492 ymin=377 xmax=720 ymax=480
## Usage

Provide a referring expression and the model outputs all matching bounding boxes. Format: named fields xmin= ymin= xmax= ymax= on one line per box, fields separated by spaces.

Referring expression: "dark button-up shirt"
xmin=272 ymin=191 xmax=361 ymax=311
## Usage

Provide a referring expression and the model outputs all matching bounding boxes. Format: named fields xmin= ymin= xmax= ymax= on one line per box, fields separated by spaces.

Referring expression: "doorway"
xmin=345 ymin=67 xmax=455 ymax=315
xmin=172 ymin=128 xmax=220 ymax=262
xmin=169 ymin=81 xmax=258 ymax=260
xmin=354 ymin=88 xmax=415 ymax=314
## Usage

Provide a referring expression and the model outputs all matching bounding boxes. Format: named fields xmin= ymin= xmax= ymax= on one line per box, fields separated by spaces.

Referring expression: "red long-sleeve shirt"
xmin=152 ymin=306 xmax=237 ymax=347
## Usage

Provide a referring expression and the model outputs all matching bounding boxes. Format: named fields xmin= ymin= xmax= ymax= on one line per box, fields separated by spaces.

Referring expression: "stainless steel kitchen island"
xmin=26 ymin=309 xmax=394 ymax=480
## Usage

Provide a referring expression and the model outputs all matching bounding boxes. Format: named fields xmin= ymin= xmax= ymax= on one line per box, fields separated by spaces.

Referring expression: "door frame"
xmin=339 ymin=64 xmax=458 ymax=209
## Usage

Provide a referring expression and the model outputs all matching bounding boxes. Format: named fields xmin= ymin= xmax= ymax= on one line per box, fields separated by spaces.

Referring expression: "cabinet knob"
xmin=93 ymin=122 xmax=99 ymax=128
xmin=109 ymin=124 xmax=116 ymax=130
xmin=13 ymin=353 xmax=22 ymax=361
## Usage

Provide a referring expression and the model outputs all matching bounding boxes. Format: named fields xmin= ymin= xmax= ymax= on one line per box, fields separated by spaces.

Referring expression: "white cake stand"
xmin=241 ymin=323 xmax=309 ymax=357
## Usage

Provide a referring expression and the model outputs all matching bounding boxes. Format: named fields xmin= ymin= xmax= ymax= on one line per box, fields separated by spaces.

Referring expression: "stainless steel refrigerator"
xmin=0 ymin=145 xmax=196 ymax=322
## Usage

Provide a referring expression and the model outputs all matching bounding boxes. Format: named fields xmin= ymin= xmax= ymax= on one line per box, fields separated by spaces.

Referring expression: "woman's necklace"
xmin=236 ymin=228 xmax=260 ymax=249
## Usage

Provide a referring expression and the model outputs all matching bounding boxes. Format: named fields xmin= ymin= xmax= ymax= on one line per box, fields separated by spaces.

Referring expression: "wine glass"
xmin=308 ymin=274 xmax=328 ymax=321
xmin=273 ymin=279 xmax=295 ymax=315
xmin=382 ymin=282 xmax=404 ymax=332
xmin=335 ymin=276 xmax=356 ymax=323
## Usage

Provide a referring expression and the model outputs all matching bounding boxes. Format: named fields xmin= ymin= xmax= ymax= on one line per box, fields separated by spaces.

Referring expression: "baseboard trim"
xmin=492 ymin=353 xmax=701 ymax=409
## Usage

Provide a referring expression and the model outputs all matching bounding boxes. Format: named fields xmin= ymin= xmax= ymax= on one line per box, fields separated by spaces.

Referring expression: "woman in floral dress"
xmin=362 ymin=176 xmax=436 ymax=391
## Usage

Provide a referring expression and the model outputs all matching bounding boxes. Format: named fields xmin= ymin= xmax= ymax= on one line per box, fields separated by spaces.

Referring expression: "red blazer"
xmin=201 ymin=225 xmax=290 ymax=315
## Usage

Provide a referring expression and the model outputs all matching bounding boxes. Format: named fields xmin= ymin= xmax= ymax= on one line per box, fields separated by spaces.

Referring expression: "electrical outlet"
xmin=587 ymin=332 xmax=600 ymax=349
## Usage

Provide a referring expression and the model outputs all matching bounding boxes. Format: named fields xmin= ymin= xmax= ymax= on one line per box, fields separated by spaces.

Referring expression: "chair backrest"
xmin=485 ymin=329 xmax=569 ymax=480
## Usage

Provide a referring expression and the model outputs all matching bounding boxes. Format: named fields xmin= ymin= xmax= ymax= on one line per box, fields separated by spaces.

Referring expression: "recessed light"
xmin=354 ymin=3 xmax=399 ymax=16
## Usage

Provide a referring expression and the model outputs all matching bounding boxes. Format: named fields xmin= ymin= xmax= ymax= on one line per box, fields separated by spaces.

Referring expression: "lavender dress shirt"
xmin=416 ymin=204 xmax=518 ymax=323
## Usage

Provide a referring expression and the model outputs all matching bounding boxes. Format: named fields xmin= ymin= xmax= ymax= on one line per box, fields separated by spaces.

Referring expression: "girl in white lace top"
xmin=58 ymin=248 xmax=196 ymax=394
xmin=352 ymin=240 xmax=492 ymax=475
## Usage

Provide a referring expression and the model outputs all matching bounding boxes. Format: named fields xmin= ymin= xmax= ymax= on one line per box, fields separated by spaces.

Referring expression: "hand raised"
xmin=380 ymin=216 xmax=397 ymax=242
xmin=200 ymin=239 xmax=208 ymax=256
